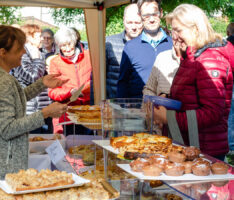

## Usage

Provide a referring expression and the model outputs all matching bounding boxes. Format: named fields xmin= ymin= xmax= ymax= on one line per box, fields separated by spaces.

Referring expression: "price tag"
xmin=46 ymin=140 xmax=66 ymax=165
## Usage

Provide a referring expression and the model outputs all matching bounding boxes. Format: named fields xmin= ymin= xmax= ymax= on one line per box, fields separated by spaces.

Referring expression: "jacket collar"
xmin=194 ymin=39 xmax=227 ymax=58
xmin=184 ymin=39 xmax=227 ymax=60
xmin=59 ymin=42 xmax=84 ymax=64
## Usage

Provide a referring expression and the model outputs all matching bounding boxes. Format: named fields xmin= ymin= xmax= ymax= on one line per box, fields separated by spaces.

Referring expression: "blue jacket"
xmin=117 ymin=31 xmax=173 ymax=98
xmin=106 ymin=31 xmax=127 ymax=99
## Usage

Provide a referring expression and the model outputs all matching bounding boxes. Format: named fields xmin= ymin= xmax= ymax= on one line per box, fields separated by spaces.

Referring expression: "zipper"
xmin=74 ymin=64 xmax=80 ymax=88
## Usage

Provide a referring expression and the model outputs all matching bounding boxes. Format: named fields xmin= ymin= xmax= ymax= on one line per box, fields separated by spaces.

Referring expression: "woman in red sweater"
xmin=48 ymin=27 xmax=92 ymax=135
xmin=153 ymin=4 xmax=234 ymax=160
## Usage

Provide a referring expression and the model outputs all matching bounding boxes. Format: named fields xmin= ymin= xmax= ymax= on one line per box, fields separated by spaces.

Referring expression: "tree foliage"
xmin=161 ymin=0 xmax=233 ymax=20
xmin=48 ymin=0 xmax=233 ymax=37
xmin=0 ymin=6 xmax=21 ymax=24
xmin=105 ymin=6 xmax=126 ymax=36
xmin=49 ymin=8 xmax=83 ymax=25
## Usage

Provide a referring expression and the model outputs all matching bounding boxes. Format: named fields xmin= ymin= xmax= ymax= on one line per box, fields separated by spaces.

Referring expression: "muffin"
xmin=182 ymin=161 xmax=193 ymax=174
xmin=147 ymin=155 xmax=169 ymax=169
xmin=183 ymin=146 xmax=200 ymax=161
xmin=211 ymin=162 xmax=229 ymax=175
xmin=168 ymin=151 xmax=186 ymax=163
xmin=142 ymin=164 xmax=163 ymax=176
xmin=164 ymin=162 xmax=185 ymax=176
xmin=130 ymin=158 xmax=149 ymax=172
xmin=192 ymin=159 xmax=211 ymax=176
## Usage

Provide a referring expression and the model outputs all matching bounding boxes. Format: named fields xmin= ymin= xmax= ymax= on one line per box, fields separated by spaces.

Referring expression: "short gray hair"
xmin=54 ymin=27 xmax=77 ymax=47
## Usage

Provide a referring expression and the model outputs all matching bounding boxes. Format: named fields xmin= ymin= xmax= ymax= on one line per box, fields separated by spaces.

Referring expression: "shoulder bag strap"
xmin=167 ymin=110 xmax=200 ymax=147
xmin=186 ymin=110 xmax=200 ymax=148
xmin=166 ymin=110 xmax=184 ymax=145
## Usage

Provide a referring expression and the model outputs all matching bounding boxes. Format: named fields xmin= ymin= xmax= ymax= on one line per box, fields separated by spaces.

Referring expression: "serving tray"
xmin=0 ymin=173 xmax=90 ymax=194
xmin=117 ymin=164 xmax=234 ymax=181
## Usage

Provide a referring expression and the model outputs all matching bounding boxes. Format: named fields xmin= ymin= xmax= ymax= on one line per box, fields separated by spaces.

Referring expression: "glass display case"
xmin=62 ymin=98 xmax=234 ymax=199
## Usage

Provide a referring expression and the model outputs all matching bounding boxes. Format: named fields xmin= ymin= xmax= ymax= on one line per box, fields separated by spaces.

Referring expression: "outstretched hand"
xmin=43 ymin=74 xmax=69 ymax=89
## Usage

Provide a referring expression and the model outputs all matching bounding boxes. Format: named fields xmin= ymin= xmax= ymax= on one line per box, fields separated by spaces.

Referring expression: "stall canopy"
xmin=0 ymin=0 xmax=130 ymax=104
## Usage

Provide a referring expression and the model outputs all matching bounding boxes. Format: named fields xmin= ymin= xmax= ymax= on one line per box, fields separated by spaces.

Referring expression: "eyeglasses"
xmin=141 ymin=12 xmax=160 ymax=20
xmin=42 ymin=36 xmax=52 ymax=40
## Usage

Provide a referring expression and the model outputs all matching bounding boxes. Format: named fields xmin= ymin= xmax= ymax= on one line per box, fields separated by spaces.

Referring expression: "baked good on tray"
xmin=5 ymin=169 xmax=74 ymax=191
xmin=211 ymin=162 xmax=229 ymax=175
xmin=164 ymin=162 xmax=185 ymax=176
xmin=0 ymin=179 xmax=115 ymax=200
xmin=142 ymin=165 xmax=163 ymax=176
xmin=167 ymin=151 xmax=186 ymax=163
xmin=191 ymin=158 xmax=211 ymax=176
xmin=110 ymin=133 xmax=174 ymax=159
xmin=29 ymin=134 xmax=62 ymax=142
xmin=182 ymin=146 xmax=200 ymax=161
xmin=67 ymin=105 xmax=101 ymax=123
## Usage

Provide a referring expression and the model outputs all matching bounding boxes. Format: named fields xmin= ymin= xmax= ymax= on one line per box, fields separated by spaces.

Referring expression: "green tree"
xmin=0 ymin=6 xmax=21 ymax=24
xmin=49 ymin=6 xmax=126 ymax=36
xmin=49 ymin=0 xmax=233 ymax=37
xmin=49 ymin=8 xmax=83 ymax=25
xmin=161 ymin=0 xmax=233 ymax=20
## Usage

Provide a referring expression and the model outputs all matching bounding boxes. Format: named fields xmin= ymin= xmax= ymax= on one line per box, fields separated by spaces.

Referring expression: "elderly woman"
xmin=153 ymin=4 xmax=234 ymax=160
xmin=48 ymin=27 xmax=92 ymax=135
xmin=0 ymin=25 xmax=68 ymax=178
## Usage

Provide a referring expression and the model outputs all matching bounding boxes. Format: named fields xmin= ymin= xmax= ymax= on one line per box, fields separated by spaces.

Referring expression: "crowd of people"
xmin=0 ymin=0 xmax=233 ymax=177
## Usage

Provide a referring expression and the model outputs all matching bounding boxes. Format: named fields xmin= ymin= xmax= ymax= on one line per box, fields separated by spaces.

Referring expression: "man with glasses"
xmin=117 ymin=0 xmax=173 ymax=98
xmin=106 ymin=3 xmax=143 ymax=99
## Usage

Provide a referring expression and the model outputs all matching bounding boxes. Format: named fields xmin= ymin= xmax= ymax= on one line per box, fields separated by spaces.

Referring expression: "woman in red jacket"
xmin=153 ymin=4 xmax=234 ymax=160
xmin=48 ymin=27 xmax=92 ymax=135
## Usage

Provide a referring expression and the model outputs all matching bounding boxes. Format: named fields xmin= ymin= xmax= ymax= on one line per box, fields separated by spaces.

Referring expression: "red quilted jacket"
xmin=48 ymin=45 xmax=92 ymax=130
xmin=48 ymin=45 xmax=92 ymax=104
xmin=170 ymin=41 xmax=234 ymax=156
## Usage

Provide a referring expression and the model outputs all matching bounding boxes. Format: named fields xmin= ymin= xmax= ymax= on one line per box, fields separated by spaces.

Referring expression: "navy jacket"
xmin=117 ymin=33 xmax=172 ymax=98
xmin=106 ymin=31 xmax=127 ymax=99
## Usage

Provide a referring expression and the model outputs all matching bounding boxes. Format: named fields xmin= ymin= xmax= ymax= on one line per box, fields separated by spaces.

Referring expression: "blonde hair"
xmin=21 ymin=24 xmax=41 ymax=37
xmin=166 ymin=4 xmax=222 ymax=49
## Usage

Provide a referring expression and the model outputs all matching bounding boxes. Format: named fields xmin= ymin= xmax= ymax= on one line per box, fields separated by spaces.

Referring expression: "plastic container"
xmin=101 ymin=98 xmax=148 ymax=137
xmin=144 ymin=95 xmax=182 ymax=110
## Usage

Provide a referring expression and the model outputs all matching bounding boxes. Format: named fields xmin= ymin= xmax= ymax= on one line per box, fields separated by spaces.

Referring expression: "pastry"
xmin=168 ymin=151 xmax=186 ymax=163
xmin=111 ymin=133 xmax=173 ymax=160
xmin=147 ymin=155 xmax=169 ymax=169
xmin=182 ymin=146 xmax=200 ymax=161
xmin=5 ymin=169 xmax=74 ymax=191
xmin=182 ymin=161 xmax=193 ymax=174
xmin=130 ymin=158 xmax=149 ymax=172
xmin=142 ymin=165 xmax=163 ymax=176
xmin=192 ymin=159 xmax=211 ymax=176
xmin=164 ymin=162 xmax=185 ymax=176
xmin=211 ymin=162 xmax=229 ymax=175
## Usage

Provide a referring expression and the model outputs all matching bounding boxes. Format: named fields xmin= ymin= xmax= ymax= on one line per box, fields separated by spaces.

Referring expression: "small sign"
xmin=46 ymin=140 xmax=66 ymax=165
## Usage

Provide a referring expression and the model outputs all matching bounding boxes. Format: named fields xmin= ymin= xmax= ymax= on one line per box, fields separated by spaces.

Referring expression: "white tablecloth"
xmin=29 ymin=154 xmax=51 ymax=171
